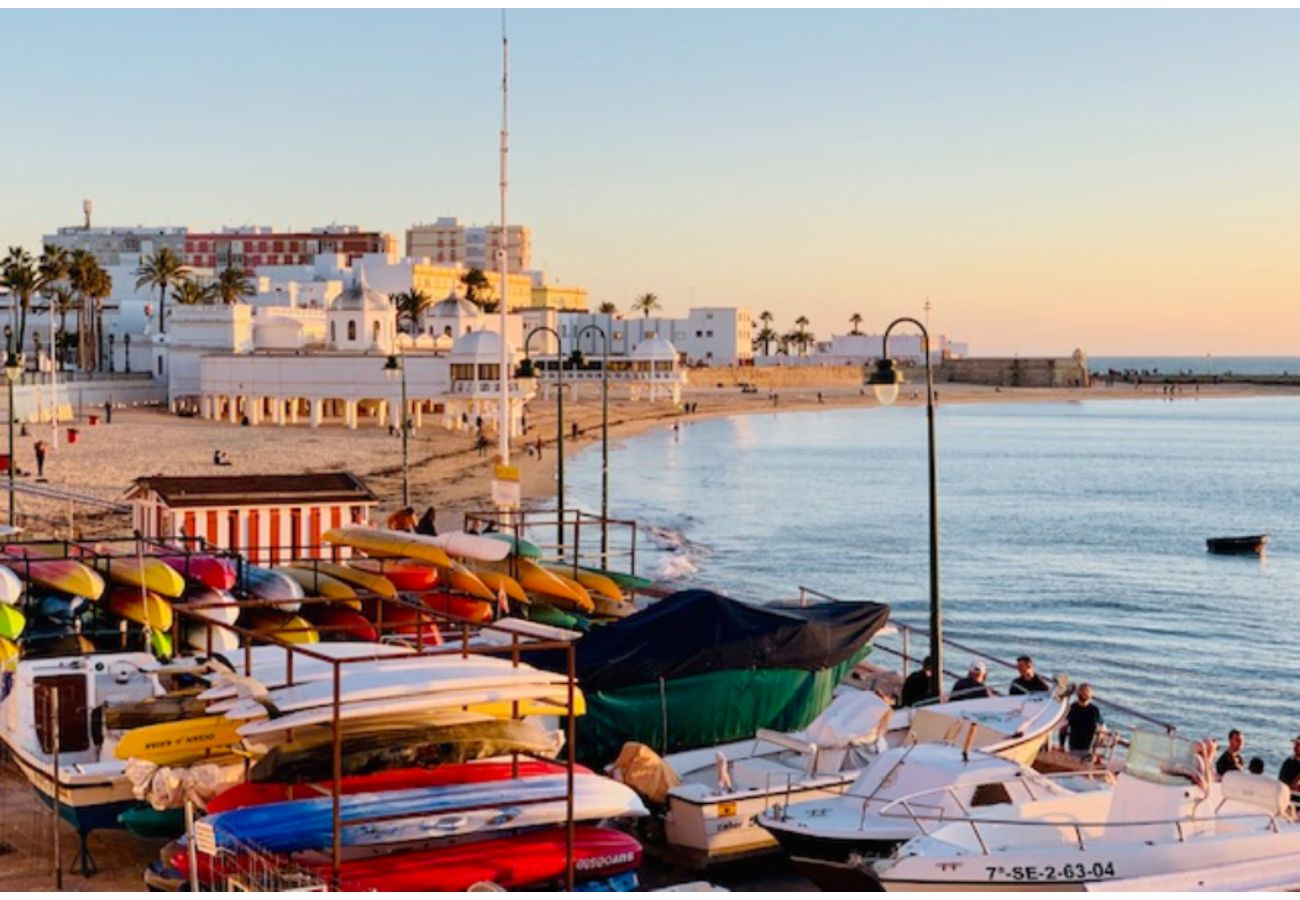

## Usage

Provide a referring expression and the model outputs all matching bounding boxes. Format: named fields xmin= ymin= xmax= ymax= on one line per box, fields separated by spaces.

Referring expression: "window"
xmin=450 ymin=364 xmax=475 ymax=381
xmin=695 ymin=331 xmax=702 ymax=338
xmin=330 ymin=322 xmax=336 ymax=343
xmin=347 ymin=320 xmax=356 ymax=341
xmin=707 ymin=330 xmax=713 ymax=338
xmin=477 ymin=364 xmax=501 ymax=381
xmin=156 ymin=356 xmax=164 ymax=375
xmin=372 ymin=320 xmax=380 ymax=342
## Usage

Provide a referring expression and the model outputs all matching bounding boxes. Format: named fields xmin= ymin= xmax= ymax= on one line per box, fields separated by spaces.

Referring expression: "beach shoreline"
xmin=16 ymin=378 xmax=1300 ymax=539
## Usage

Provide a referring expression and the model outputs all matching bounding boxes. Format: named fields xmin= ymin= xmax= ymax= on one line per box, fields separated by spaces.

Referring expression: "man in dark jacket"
xmin=1010 ymin=655 xmax=1051 ymax=694
xmin=900 ymin=656 xmax=938 ymax=708
xmin=951 ymin=661 xmax=993 ymax=701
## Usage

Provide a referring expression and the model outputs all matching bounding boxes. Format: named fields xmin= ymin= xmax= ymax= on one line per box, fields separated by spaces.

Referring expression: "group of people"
xmin=899 ymin=654 xmax=1105 ymax=758
xmin=386 ymin=505 xmax=438 ymax=536
xmin=1214 ymin=729 xmax=1300 ymax=794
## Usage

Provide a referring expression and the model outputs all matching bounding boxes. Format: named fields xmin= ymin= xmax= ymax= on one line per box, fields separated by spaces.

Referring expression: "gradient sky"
xmin=4 ymin=10 xmax=1300 ymax=355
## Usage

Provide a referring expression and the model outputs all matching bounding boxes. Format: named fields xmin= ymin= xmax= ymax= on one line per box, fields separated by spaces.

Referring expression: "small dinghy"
xmin=1207 ymin=534 xmax=1268 ymax=556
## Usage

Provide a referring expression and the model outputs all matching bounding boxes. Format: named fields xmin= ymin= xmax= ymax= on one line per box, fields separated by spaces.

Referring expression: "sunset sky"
xmin=4 ymin=10 xmax=1300 ymax=355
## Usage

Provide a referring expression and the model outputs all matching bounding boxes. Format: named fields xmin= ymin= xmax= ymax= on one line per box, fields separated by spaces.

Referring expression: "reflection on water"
xmin=568 ymin=397 xmax=1300 ymax=763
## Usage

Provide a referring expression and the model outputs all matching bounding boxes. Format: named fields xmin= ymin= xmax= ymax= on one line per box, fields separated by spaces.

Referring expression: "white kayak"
xmin=427 ymin=531 xmax=511 ymax=563
xmin=0 ymin=564 xmax=22 ymax=604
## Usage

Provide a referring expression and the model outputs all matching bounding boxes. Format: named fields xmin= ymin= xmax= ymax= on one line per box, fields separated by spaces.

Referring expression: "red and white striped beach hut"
xmin=125 ymin=472 xmax=378 ymax=565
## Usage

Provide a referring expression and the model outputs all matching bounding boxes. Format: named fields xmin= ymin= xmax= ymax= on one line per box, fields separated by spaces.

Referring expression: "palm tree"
xmin=2 ymin=247 xmax=43 ymax=362
xmin=68 ymin=250 xmax=96 ymax=370
xmin=172 ymin=279 xmax=216 ymax=306
xmin=597 ymin=301 xmax=619 ymax=315
xmin=391 ymin=288 xmax=432 ymax=334
xmin=88 ymin=265 xmax=112 ymax=371
xmin=632 ymin=292 xmax=661 ymax=318
xmin=793 ymin=316 xmax=812 ymax=357
xmin=49 ymin=285 xmax=76 ymax=368
xmin=753 ymin=326 xmax=778 ymax=356
xmin=460 ymin=268 xmax=493 ymax=310
xmin=215 ymin=266 xmax=255 ymax=305
xmin=760 ymin=310 xmax=774 ymax=329
xmin=849 ymin=312 xmax=863 ymax=335
xmin=134 ymin=247 xmax=188 ymax=334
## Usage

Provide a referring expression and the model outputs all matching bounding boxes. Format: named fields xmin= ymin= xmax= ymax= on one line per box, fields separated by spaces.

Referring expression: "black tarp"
xmin=535 ymin=589 xmax=890 ymax=691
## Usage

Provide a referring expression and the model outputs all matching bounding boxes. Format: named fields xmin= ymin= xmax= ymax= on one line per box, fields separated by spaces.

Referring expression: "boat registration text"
xmin=986 ymin=862 xmax=1116 ymax=882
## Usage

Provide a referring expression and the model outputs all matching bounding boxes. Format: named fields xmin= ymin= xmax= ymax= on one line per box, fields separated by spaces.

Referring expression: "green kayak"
xmin=522 ymin=602 xmax=590 ymax=632
xmin=482 ymin=533 xmax=544 ymax=559
xmin=579 ymin=565 xmax=653 ymax=591
xmin=119 ymin=805 xmax=186 ymax=839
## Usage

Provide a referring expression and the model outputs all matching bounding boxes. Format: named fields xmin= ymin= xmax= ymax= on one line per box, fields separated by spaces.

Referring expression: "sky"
xmin=3 ymin=9 xmax=1300 ymax=355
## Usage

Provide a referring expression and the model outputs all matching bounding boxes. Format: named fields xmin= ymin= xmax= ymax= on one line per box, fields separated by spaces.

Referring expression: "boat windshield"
xmin=1124 ymin=730 xmax=1206 ymax=787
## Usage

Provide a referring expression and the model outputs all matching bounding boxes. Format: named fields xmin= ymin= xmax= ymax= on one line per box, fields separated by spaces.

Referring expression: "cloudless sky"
xmin=4 ymin=10 xmax=1300 ymax=355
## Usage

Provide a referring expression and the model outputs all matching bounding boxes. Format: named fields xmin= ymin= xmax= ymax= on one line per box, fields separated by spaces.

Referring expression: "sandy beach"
xmin=12 ymin=377 xmax=1298 ymax=539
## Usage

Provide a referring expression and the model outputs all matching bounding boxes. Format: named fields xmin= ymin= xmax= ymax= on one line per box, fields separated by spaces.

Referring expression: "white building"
xmin=809 ymin=332 xmax=968 ymax=366
xmin=561 ymin=307 xmax=752 ymax=366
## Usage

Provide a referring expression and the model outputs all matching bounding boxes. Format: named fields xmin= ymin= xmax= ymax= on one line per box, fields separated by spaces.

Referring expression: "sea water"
xmin=566 ymin=396 xmax=1300 ymax=767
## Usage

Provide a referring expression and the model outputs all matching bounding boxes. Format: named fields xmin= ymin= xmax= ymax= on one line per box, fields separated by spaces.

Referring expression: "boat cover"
xmin=549 ymin=589 xmax=890 ymax=691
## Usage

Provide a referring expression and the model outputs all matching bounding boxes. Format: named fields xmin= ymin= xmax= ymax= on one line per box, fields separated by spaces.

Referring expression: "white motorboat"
xmin=650 ymin=686 xmax=1067 ymax=865
xmin=759 ymin=742 xmax=1109 ymax=889
xmin=872 ymin=730 xmax=1300 ymax=891
xmin=0 ymin=651 xmax=161 ymax=872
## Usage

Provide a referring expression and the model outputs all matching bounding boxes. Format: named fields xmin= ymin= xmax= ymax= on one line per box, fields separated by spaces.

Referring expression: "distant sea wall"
xmin=939 ymin=357 xmax=1089 ymax=388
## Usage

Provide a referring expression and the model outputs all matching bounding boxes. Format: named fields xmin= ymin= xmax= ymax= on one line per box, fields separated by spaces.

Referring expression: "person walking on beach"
xmin=900 ymin=656 xmax=938 ymax=708
xmin=416 ymin=506 xmax=437 ymax=536
xmin=1059 ymin=683 xmax=1103 ymax=759
xmin=33 ymin=440 xmax=47 ymax=480
xmin=535 ymin=437 xmax=543 ymax=460
xmin=1009 ymin=655 xmax=1050 ymax=694
xmin=1216 ymin=729 xmax=1245 ymax=778
xmin=950 ymin=661 xmax=992 ymax=700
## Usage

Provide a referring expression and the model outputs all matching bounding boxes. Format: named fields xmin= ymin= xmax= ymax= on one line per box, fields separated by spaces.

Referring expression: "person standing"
xmin=950 ymin=661 xmax=992 ymax=700
xmin=416 ymin=506 xmax=437 ymax=536
xmin=1010 ymin=655 xmax=1051 ymax=694
xmin=900 ymin=656 xmax=938 ymax=708
xmin=1279 ymin=736 xmax=1300 ymax=794
xmin=33 ymin=440 xmax=47 ymax=480
xmin=1059 ymin=683 xmax=1104 ymax=758
xmin=386 ymin=506 xmax=417 ymax=532
xmin=1216 ymin=729 xmax=1245 ymax=778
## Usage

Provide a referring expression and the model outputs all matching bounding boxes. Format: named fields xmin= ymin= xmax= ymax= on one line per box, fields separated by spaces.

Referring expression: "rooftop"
xmin=126 ymin=472 xmax=377 ymax=508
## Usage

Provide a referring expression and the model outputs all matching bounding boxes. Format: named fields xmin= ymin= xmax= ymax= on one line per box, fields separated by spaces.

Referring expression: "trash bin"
xmin=88 ymin=414 xmax=100 ymax=426
xmin=0 ymin=455 xmax=9 ymax=473
xmin=67 ymin=428 xmax=79 ymax=444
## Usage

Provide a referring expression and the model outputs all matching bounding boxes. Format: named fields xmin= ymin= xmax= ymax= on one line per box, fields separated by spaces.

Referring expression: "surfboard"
xmin=321 ymin=527 xmax=453 ymax=568
xmin=114 ymin=714 xmax=244 ymax=765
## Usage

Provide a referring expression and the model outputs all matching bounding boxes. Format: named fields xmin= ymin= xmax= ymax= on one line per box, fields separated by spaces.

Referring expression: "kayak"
xmin=114 ymin=714 xmax=244 ymax=765
xmin=106 ymin=586 xmax=175 ymax=632
xmin=358 ymin=598 xmax=443 ymax=643
xmin=93 ymin=552 xmax=186 ymax=599
xmin=242 ymin=566 xmax=305 ymax=610
xmin=542 ymin=568 xmax=596 ymax=611
xmin=3 ymin=552 xmax=105 ymax=600
xmin=182 ymin=622 xmax=242 ymax=654
xmin=214 ymin=759 xmax=579 ymax=816
xmin=438 ymin=562 xmax=495 ymax=601
xmin=288 ymin=562 xmax=396 ymax=600
xmin=471 ymin=567 xmax=529 ymax=604
xmin=177 ymin=586 xmax=241 ymax=626
xmin=349 ymin=558 xmax=438 ymax=591
xmin=543 ymin=564 xmax=624 ymax=603
xmin=0 ymin=603 xmax=24 ymax=639
xmin=275 ymin=567 xmax=360 ymax=606
xmin=302 ymin=605 xmax=377 ymax=643
xmin=321 ymin=527 xmax=452 ymax=568
xmin=426 ymin=530 xmax=511 ymax=562
xmin=522 ymin=602 xmax=588 ymax=631
xmin=175 ymin=825 xmax=640 ymax=892
xmin=418 ymin=591 xmax=493 ymax=623
xmin=482 ymin=531 xmax=544 ymax=558
xmin=158 ymin=554 xmax=237 ymax=591
xmin=579 ymin=564 xmax=654 ymax=592
xmin=483 ymin=559 xmax=592 ymax=612
xmin=120 ymin=805 xmax=186 ymax=839
xmin=151 ymin=629 xmax=175 ymax=659
xmin=243 ymin=609 xmax=319 ymax=644
xmin=0 ymin=564 xmax=22 ymax=604
xmin=0 ymin=636 xmax=18 ymax=669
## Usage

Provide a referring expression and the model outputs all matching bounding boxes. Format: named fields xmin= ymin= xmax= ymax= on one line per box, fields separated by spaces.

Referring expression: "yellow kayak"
xmin=0 ymin=604 xmax=24 ymax=640
xmin=98 ymin=555 xmax=185 ymax=599
xmin=5 ymin=555 xmax=106 ymax=600
xmin=107 ymin=587 xmax=175 ymax=632
xmin=321 ymin=528 xmax=452 ymax=568
xmin=542 ymin=564 xmax=624 ymax=603
xmin=472 ymin=568 xmax=529 ymax=605
xmin=244 ymin=608 xmax=320 ymax=644
xmin=440 ymin=562 xmax=496 ymax=601
xmin=114 ymin=715 xmax=243 ymax=765
xmin=0 ymin=636 xmax=18 ymax=670
xmin=482 ymin=559 xmax=593 ymax=613
xmin=286 ymin=562 xmax=397 ymax=600
xmin=540 ymin=568 xmax=594 ymax=613
xmin=275 ymin=567 xmax=361 ymax=607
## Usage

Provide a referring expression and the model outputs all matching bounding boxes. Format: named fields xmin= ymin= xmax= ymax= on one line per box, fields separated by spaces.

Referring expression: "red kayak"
xmin=207 ymin=761 xmax=581 ymax=814
xmin=302 ymin=605 xmax=377 ymax=642
xmin=415 ymin=590 xmax=494 ymax=624
xmin=349 ymin=558 xmax=438 ymax=591
xmin=158 ymin=554 xmax=237 ymax=591
xmin=173 ymin=825 xmax=641 ymax=891
xmin=359 ymin=597 xmax=444 ymax=644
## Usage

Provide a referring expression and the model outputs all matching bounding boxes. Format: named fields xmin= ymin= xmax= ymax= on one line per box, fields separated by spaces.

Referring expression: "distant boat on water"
xmin=1206 ymin=534 xmax=1268 ymax=556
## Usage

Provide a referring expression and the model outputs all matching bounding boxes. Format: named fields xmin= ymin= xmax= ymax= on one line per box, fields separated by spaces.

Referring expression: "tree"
xmin=460 ymin=268 xmax=494 ymax=310
xmin=48 ymin=285 xmax=76 ymax=367
xmin=215 ymin=266 xmax=255 ymax=305
xmin=391 ymin=288 xmax=432 ymax=334
xmin=849 ymin=312 xmax=863 ymax=335
xmin=1 ymin=247 xmax=41 ymax=360
xmin=172 ymin=279 xmax=216 ymax=306
xmin=760 ymin=310 xmax=773 ymax=328
xmin=597 ymin=301 xmax=619 ymax=315
xmin=134 ymin=247 xmax=188 ymax=334
xmin=632 ymin=292 xmax=660 ymax=318
xmin=793 ymin=316 xmax=813 ymax=356
xmin=88 ymin=265 xmax=112 ymax=370
xmin=753 ymin=326 xmax=778 ymax=356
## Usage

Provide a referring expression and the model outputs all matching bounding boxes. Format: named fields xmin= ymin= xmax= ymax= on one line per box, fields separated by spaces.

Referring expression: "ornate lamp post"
xmin=574 ymin=323 xmax=610 ymax=560
xmin=520 ymin=326 xmax=565 ymax=553
xmin=865 ymin=316 xmax=942 ymax=697
xmin=383 ymin=353 xmax=410 ymax=507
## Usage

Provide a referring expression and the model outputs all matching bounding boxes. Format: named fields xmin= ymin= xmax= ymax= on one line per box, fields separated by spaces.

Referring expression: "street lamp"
xmin=3 ymin=326 xmax=23 ymax=527
xmin=575 ymin=323 xmax=610 ymax=561
xmin=383 ymin=353 xmax=410 ymax=507
xmin=865 ymin=316 xmax=942 ymax=698
xmin=520 ymin=326 xmax=565 ymax=554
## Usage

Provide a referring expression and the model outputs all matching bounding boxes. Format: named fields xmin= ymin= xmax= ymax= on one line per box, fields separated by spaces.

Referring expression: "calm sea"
xmin=566 ymin=397 xmax=1299 ymax=768
xmin=1091 ymin=356 xmax=1300 ymax=376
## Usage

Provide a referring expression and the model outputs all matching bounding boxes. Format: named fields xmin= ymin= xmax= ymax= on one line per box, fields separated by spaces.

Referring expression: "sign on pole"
xmin=491 ymin=464 xmax=521 ymax=510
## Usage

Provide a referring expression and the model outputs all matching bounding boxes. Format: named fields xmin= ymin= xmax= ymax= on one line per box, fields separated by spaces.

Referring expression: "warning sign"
xmin=492 ymin=464 xmax=521 ymax=510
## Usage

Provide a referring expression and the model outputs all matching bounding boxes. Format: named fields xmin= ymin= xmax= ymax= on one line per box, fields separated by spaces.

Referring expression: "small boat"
xmin=1207 ymin=534 xmax=1268 ymax=555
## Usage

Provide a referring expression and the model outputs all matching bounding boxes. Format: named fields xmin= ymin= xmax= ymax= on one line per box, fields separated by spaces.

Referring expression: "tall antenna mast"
xmin=497 ymin=11 xmax=511 ymax=466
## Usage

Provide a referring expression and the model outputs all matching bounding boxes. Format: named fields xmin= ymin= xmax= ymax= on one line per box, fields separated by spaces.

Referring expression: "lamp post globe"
xmin=866 ymin=357 xmax=904 ymax=406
